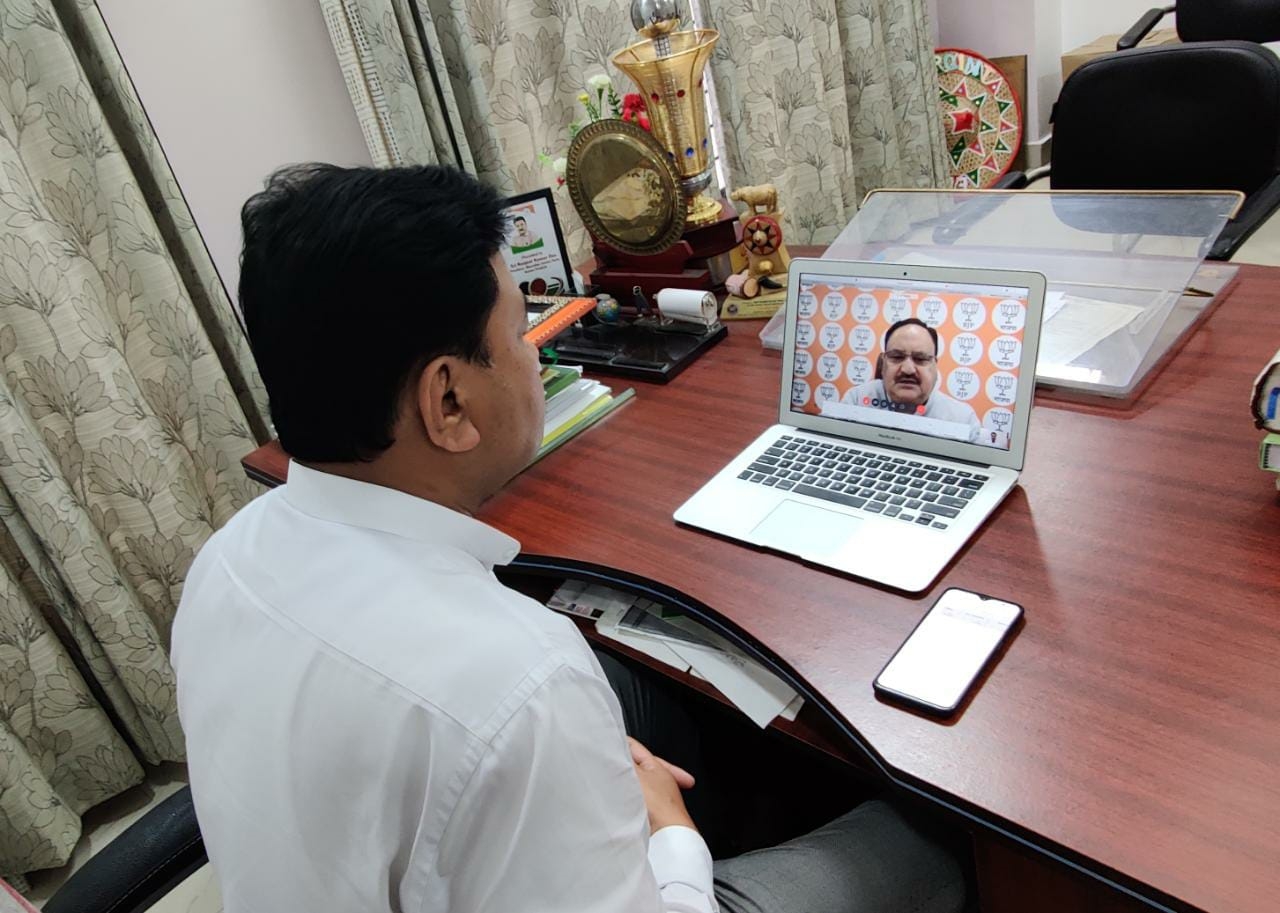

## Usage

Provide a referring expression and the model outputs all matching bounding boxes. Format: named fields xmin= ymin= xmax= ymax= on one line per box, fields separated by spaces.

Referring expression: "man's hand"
xmin=628 ymin=737 xmax=697 ymax=834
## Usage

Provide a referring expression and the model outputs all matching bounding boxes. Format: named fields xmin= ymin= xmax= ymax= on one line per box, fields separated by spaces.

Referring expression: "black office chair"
xmin=1119 ymin=0 xmax=1280 ymax=49
xmin=999 ymin=41 xmax=1280 ymax=259
xmin=42 ymin=786 xmax=207 ymax=913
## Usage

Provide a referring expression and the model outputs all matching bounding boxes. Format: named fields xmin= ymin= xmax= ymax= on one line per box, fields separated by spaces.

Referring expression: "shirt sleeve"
xmin=436 ymin=662 xmax=718 ymax=913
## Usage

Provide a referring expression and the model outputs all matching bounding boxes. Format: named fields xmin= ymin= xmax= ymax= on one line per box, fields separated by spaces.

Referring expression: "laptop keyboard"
xmin=737 ymin=434 xmax=989 ymax=530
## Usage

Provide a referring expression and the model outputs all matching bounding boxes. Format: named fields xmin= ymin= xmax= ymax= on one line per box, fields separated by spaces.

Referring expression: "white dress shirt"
xmin=172 ymin=461 xmax=716 ymax=912
xmin=841 ymin=379 xmax=983 ymax=440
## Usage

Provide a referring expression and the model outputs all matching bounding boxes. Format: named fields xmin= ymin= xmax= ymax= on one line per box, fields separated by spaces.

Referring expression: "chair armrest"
xmin=992 ymin=166 xmax=1051 ymax=191
xmin=43 ymin=787 xmax=206 ymax=913
xmin=1209 ymin=174 xmax=1280 ymax=260
xmin=992 ymin=171 xmax=1028 ymax=190
xmin=1117 ymin=6 xmax=1174 ymax=50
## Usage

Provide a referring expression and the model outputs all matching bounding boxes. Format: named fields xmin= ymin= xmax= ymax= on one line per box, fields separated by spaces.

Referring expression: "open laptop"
xmin=675 ymin=258 xmax=1046 ymax=592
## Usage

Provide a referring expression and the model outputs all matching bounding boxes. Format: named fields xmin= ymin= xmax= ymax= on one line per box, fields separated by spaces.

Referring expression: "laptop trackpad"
xmin=750 ymin=500 xmax=863 ymax=558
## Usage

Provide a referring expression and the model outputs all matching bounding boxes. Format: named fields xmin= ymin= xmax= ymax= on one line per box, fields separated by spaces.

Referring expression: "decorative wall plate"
xmin=935 ymin=48 xmax=1023 ymax=189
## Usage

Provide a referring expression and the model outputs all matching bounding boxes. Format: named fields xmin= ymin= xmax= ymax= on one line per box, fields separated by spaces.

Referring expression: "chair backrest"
xmin=1053 ymin=42 xmax=1280 ymax=198
xmin=1177 ymin=0 xmax=1280 ymax=43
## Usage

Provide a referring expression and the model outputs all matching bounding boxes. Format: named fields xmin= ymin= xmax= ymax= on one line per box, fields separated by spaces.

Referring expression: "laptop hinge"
xmin=784 ymin=424 xmax=997 ymax=470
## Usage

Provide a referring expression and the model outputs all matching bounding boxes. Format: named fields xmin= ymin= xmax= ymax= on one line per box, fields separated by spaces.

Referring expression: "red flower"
xmin=621 ymin=93 xmax=651 ymax=132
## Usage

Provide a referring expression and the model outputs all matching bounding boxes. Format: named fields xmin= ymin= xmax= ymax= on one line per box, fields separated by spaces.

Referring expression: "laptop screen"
xmin=789 ymin=272 xmax=1032 ymax=452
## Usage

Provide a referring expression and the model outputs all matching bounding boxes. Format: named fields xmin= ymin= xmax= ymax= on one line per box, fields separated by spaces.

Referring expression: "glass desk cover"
xmin=824 ymin=190 xmax=1242 ymax=397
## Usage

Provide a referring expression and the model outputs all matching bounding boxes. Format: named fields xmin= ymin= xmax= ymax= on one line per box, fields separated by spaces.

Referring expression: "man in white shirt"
xmin=173 ymin=164 xmax=965 ymax=913
xmin=842 ymin=319 xmax=983 ymax=441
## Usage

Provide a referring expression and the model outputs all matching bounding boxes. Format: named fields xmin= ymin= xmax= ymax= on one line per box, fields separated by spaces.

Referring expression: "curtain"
xmin=319 ymin=0 xmax=947 ymax=252
xmin=707 ymin=0 xmax=949 ymax=243
xmin=321 ymin=0 xmax=649 ymax=258
xmin=0 ymin=0 xmax=270 ymax=880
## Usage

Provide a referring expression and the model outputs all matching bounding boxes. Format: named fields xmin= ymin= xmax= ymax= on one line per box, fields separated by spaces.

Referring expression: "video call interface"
xmin=790 ymin=273 xmax=1031 ymax=452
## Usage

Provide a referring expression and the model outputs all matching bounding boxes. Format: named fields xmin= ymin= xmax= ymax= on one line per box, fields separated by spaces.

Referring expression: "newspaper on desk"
xmin=548 ymin=581 xmax=803 ymax=727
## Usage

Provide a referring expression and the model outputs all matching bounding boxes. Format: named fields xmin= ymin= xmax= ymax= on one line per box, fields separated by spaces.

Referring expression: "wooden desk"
xmin=244 ymin=266 xmax=1280 ymax=913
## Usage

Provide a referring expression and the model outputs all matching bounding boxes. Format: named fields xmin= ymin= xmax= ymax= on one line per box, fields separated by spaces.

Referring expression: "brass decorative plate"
xmin=565 ymin=118 xmax=688 ymax=255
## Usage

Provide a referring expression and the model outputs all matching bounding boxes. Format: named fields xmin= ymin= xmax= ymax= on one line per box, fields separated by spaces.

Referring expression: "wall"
xmin=1061 ymin=0 xmax=1176 ymax=54
xmin=928 ymin=0 xmax=1175 ymax=145
xmin=96 ymin=0 xmax=372 ymax=300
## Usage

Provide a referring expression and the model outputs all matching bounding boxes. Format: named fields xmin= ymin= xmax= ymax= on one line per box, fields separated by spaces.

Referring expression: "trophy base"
xmin=551 ymin=318 xmax=728 ymax=385
xmin=589 ymin=198 xmax=740 ymax=300
xmin=686 ymin=192 xmax=724 ymax=227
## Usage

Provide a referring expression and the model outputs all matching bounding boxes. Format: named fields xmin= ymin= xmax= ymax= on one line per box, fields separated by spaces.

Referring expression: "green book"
xmin=541 ymin=365 xmax=581 ymax=400
xmin=531 ymin=388 xmax=636 ymax=464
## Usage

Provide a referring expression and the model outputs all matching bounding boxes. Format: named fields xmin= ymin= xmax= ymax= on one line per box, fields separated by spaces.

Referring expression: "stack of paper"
xmin=535 ymin=366 xmax=634 ymax=463
xmin=548 ymin=581 xmax=803 ymax=728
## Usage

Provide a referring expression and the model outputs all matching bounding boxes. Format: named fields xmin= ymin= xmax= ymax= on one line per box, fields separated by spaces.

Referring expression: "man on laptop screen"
xmin=835 ymin=318 xmax=982 ymax=442
xmin=790 ymin=277 xmax=1028 ymax=452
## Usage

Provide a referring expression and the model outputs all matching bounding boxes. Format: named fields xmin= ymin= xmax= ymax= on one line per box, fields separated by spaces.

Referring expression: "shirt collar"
xmin=281 ymin=461 xmax=521 ymax=570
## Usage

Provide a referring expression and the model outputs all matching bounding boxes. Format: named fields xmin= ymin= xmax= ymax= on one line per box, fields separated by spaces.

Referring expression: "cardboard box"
xmin=1061 ymin=28 xmax=1179 ymax=83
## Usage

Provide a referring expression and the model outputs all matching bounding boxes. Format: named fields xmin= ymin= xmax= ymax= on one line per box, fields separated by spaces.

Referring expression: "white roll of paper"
xmin=656 ymin=288 xmax=717 ymax=327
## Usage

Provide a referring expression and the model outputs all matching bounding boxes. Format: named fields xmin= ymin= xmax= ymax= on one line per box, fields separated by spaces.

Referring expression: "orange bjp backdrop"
xmin=790 ymin=283 xmax=1028 ymax=440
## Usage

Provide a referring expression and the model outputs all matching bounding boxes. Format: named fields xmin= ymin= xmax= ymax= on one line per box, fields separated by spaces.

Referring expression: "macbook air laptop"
xmin=675 ymin=258 xmax=1045 ymax=592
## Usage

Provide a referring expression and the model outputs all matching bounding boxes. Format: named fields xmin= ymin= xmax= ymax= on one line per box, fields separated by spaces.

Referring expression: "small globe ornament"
xmin=630 ymin=0 xmax=682 ymax=36
xmin=594 ymin=294 xmax=622 ymax=323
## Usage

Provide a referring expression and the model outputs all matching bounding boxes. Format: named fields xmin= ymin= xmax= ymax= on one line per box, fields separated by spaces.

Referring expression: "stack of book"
xmin=534 ymin=365 xmax=634 ymax=463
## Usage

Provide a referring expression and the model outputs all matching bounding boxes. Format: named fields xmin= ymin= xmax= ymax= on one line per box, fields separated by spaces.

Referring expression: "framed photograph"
xmin=502 ymin=188 xmax=576 ymax=296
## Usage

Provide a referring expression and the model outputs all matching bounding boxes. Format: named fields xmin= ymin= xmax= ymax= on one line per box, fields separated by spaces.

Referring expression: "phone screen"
xmin=875 ymin=589 xmax=1022 ymax=713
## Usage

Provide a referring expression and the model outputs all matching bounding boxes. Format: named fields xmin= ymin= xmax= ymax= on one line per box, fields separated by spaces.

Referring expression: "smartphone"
xmin=874 ymin=588 xmax=1023 ymax=715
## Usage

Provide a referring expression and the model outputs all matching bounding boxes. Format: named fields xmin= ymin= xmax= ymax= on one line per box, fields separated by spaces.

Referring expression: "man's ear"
xmin=416 ymin=356 xmax=481 ymax=453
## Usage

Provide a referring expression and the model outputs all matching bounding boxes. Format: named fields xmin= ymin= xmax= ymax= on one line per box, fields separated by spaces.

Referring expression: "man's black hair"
xmin=239 ymin=164 xmax=510 ymax=462
xmin=883 ymin=317 xmax=938 ymax=353
xmin=875 ymin=318 xmax=939 ymax=380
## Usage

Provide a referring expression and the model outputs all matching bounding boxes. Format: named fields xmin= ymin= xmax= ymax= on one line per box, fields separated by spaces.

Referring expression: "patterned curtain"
xmin=320 ymin=0 xmax=645 ymax=258
xmin=707 ymin=0 xmax=948 ymax=244
xmin=319 ymin=0 xmax=946 ymax=252
xmin=0 ymin=0 xmax=270 ymax=880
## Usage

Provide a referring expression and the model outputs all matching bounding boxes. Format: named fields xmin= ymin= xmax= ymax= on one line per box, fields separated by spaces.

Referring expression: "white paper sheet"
xmin=664 ymin=640 xmax=797 ymax=728
xmin=598 ymin=624 xmax=692 ymax=672
xmin=549 ymin=582 xmax=797 ymax=726
xmin=777 ymin=694 xmax=804 ymax=722
xmin=1038 ymin=296 xmax=1143 ymax=367
xmin=1042 ymin=290 xmax=1068 ymax=323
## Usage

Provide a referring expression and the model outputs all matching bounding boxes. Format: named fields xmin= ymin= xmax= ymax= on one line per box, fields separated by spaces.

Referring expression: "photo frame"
xmin=502 ymin=188 xmax=576 ymax=297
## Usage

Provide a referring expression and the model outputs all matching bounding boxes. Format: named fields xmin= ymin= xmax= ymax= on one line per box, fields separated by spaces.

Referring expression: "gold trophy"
xmin=613 ymin=0 xmax=721 ymax=226
xmin=563 ymin=0 xmax=738 ymax=303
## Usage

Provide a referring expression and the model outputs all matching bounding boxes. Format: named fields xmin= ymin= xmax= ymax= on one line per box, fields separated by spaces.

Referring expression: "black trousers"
xmin=592 ymin=647 xmax=968 ymax=913
xmin=593 ymin=648 xmax=718 ymax=837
